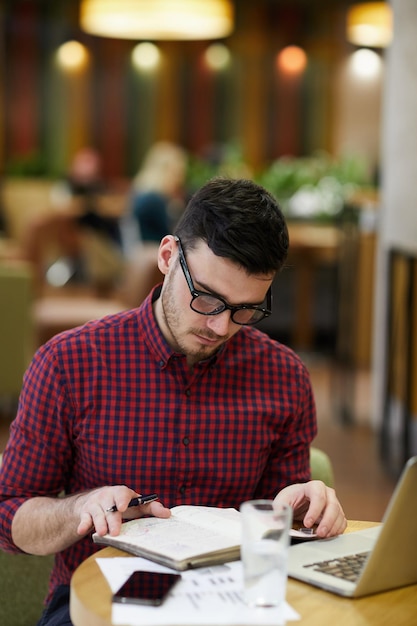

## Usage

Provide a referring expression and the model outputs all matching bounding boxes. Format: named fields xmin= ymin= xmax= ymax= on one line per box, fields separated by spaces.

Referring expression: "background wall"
xmin=373 ymin=0 xmax=417 ymax=474
xmin=0 ymin=0 xmax=383 ymax=181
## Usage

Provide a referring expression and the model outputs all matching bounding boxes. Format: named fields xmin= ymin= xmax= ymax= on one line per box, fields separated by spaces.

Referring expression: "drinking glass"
xmin=240 ymin=500 xmax=292 ymax=607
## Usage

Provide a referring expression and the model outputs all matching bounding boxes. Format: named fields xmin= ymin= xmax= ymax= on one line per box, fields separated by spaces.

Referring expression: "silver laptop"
xmin=288 ymin=455 xmax=417 ymax=597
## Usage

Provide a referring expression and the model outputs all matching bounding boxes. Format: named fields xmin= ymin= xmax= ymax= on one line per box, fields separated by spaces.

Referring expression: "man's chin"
xmin=187 ymin=335 xmax=223 ymax=361
xmin=194 ymin=334 xmax=222 ymax=348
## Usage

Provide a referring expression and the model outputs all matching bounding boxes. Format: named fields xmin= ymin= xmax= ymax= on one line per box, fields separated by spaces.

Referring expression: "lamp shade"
xmin=347 ymin=2 xmax=392 ymax=47
xmin=80 ymin=0 xmax=234 ymax=40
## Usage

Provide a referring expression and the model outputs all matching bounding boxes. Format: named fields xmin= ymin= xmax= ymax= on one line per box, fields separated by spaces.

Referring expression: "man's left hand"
xmin=274 ymin=480 xmax=347 ymax=538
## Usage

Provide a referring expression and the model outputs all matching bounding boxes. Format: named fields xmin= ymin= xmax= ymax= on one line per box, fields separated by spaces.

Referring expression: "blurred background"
xmin=0 ymin=0 xmax=385 ymax=180
xmin=1 ymin=0 xmax=416 ymax=522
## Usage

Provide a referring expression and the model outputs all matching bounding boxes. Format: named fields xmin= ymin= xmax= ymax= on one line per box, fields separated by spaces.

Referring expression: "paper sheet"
xmin=97 ymin=557 xmax=300 ymax=625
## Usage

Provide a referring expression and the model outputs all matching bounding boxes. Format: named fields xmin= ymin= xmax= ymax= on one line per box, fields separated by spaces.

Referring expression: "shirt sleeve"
xmin=0 ymin=341 xmax=74 ymax=552
xmin=253 ymin=355 xmax=317 ymax=499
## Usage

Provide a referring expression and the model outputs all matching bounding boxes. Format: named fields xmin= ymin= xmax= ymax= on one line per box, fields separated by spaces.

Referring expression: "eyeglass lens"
xmin=190 ymin=293 xmax=267 ymax=324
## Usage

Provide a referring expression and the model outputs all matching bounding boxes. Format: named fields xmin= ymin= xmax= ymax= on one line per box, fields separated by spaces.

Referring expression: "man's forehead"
xmin=189 ymin=239 xmax=274 ymax=281
xmin=186 ymin=242 xmax=273 ymax=301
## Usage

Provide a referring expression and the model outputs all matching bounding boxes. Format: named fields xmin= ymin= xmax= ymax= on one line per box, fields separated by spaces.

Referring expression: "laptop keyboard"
xmin=303 ymin=551 xmax=370 ymax=583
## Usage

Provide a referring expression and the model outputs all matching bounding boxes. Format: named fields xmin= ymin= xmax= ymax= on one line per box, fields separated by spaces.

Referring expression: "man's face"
xmin=154 ymin=236 xmax=273 ymax=367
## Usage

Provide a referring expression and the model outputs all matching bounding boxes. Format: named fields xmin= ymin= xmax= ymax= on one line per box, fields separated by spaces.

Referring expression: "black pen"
xmin=106 ymin=493 xmax=159 ymax=513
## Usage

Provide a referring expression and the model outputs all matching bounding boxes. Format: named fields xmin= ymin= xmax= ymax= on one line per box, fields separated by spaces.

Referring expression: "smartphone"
xmin=112 ymin=570 xmax=181 ymax=606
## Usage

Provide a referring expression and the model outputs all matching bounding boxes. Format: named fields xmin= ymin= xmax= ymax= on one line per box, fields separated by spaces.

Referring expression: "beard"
xmin=160 ymin=275 xmax=230 ymax=365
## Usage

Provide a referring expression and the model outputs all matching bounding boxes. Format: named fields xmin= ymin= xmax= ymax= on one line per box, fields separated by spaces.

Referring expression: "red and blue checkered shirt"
xmin=0 ymin=285 xmax=316 ymax=601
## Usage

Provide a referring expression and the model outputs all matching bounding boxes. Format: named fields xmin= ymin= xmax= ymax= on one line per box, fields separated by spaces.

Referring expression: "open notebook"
xmin=288 ymin=455 xmax=417 ymax=597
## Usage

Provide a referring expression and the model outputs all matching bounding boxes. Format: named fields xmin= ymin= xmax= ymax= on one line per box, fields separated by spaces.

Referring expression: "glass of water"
xmin=240 ymin=500 xmax=293 ymax=607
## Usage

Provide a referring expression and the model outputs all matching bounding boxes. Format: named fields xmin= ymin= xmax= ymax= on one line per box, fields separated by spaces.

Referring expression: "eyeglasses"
xmin=174 ymin=236 xmax=272 ymax=325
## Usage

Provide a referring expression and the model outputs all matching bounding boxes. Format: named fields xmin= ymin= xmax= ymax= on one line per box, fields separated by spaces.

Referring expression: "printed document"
xmin=97 ymin=556 xmax=300 ymax=625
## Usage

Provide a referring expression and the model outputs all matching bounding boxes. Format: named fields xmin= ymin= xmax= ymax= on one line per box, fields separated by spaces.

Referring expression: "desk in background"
xmin=287 ymin=222 xmax=340 ymax=351
xmin=70 ymin=521 xmax=417 ymax=626
xmin=258 ymin=222 xmax=340 ymax=352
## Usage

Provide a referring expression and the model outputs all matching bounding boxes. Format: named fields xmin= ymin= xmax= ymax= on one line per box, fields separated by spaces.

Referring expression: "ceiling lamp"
xmin=204 ymin=43 xmax=231 ymax=71
xmin=56 ymin=41 xmax=89 ymax=72
xmin=79 ymin=0 xmax=234 ymax=40
xmin=131 ymin=42 xmax=161 ymax=71
xmin=347 ymin=2 xmax=392 ymax=48
xmin=276 ymin=46 xmax=307 ymax=75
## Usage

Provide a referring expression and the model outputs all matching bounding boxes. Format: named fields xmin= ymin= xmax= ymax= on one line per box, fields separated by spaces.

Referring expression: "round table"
xmin=70 ymin=521 xmax=417 ymax=626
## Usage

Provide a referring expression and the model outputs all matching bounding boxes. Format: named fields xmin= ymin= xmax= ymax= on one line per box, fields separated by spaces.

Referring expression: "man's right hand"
xmin=76 ymin=485 xmax=171 ymax=538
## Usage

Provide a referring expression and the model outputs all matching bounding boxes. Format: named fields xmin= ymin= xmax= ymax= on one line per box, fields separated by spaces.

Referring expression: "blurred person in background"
xmin=122 ymin=142 xmax=188 ymax=253
xmin=64 ymin=146 xmax=121 ymax=249
xmin=23 ymin=147 xmax=124 ymax=295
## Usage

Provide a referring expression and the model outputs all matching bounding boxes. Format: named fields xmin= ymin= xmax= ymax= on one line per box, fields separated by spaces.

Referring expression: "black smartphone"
xmin=112 ymin=571 xmax=181 ymax=606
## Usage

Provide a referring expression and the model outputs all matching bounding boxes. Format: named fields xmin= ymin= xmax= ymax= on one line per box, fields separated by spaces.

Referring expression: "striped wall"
xmin=1 ymin=1 xmax=345 ymax=180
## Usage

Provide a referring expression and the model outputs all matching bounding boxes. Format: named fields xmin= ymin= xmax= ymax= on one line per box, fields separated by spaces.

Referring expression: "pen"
xmin=106 ymin=493 xmax=159 ymax=513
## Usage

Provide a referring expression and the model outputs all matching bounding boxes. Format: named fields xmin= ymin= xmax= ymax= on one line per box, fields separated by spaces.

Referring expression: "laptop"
xmin=288 ymin=455 xmax=417 ymax=597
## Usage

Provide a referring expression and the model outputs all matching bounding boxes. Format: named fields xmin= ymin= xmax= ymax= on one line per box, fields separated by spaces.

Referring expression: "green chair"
xmin=0 ymin=551 xmax=54 ymax=626
xmin=0 ymin=261 xmax=34 ymax=402
xmin=310 ymin=446 xmax=335 ymax=487
xmin=0 ymin=452 xmax=53 ymax=625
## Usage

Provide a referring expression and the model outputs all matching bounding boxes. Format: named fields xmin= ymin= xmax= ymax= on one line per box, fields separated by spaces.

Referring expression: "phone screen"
xmin=112 ymin=571 xmax=181 ymax=606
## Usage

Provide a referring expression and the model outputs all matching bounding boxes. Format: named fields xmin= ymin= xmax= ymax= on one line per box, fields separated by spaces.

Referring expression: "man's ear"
xmin=158 ymin=235 xmax=176 ymax=276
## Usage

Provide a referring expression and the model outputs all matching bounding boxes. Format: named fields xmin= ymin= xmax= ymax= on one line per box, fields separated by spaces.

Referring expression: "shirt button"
xmin=182 ymin=436 xmax=190 ymax=446
xmin=179 ymin=485 xmax=186 ymax=494
xmin=159 ymin=360 xmax=164 ymax=367
xmin=185 ymin=389 xmax=191 ymax=397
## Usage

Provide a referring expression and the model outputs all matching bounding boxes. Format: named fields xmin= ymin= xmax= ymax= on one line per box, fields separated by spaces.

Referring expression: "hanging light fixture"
xmin=346 ymin=2 xmax=392 ymax=48
xmin=276 ymin=46 xmax=307 ymax=75
xmin=204 ymin=43 xmax=231 ymax=71
xmin=131 ymin=42 xmax=161 ymax=71
xmin=56 ymin=40 xmax=89 ymax=72
xmin=79 ymin=0 xmax=234 ymax=40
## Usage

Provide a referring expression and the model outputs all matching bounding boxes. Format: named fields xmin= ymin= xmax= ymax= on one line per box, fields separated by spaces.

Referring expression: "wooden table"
xmin=70 ymin=521 xmax=417 ymax=626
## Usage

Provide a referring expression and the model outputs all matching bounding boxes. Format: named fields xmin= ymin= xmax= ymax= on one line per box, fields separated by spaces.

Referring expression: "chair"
xmin=0 ymin=261 xmax=34 ymax=403
xmin=0 ymin=550 xmax=53 ymax=625
xmin=310 ymin=446 xmax=335 ymax=487
xmin=0 ymin=453 xmax=54 ymax=625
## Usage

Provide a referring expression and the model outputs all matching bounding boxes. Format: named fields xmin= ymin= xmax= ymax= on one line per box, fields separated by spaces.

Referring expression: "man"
xmin=0 ymin=178 xmax=346 ymax=625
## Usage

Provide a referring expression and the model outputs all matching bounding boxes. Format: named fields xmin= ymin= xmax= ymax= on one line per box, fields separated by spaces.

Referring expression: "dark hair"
xmin=174 ymin=177 xmax=289 ymax=274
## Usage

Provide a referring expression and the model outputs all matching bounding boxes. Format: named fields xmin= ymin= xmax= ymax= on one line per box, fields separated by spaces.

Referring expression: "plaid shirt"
xmin=0 ymin=285 xmax=316 ymax=601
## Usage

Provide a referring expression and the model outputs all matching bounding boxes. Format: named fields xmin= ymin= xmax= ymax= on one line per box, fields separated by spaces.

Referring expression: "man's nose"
xmin=206 ymin=310 xmax=233 ymax=335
